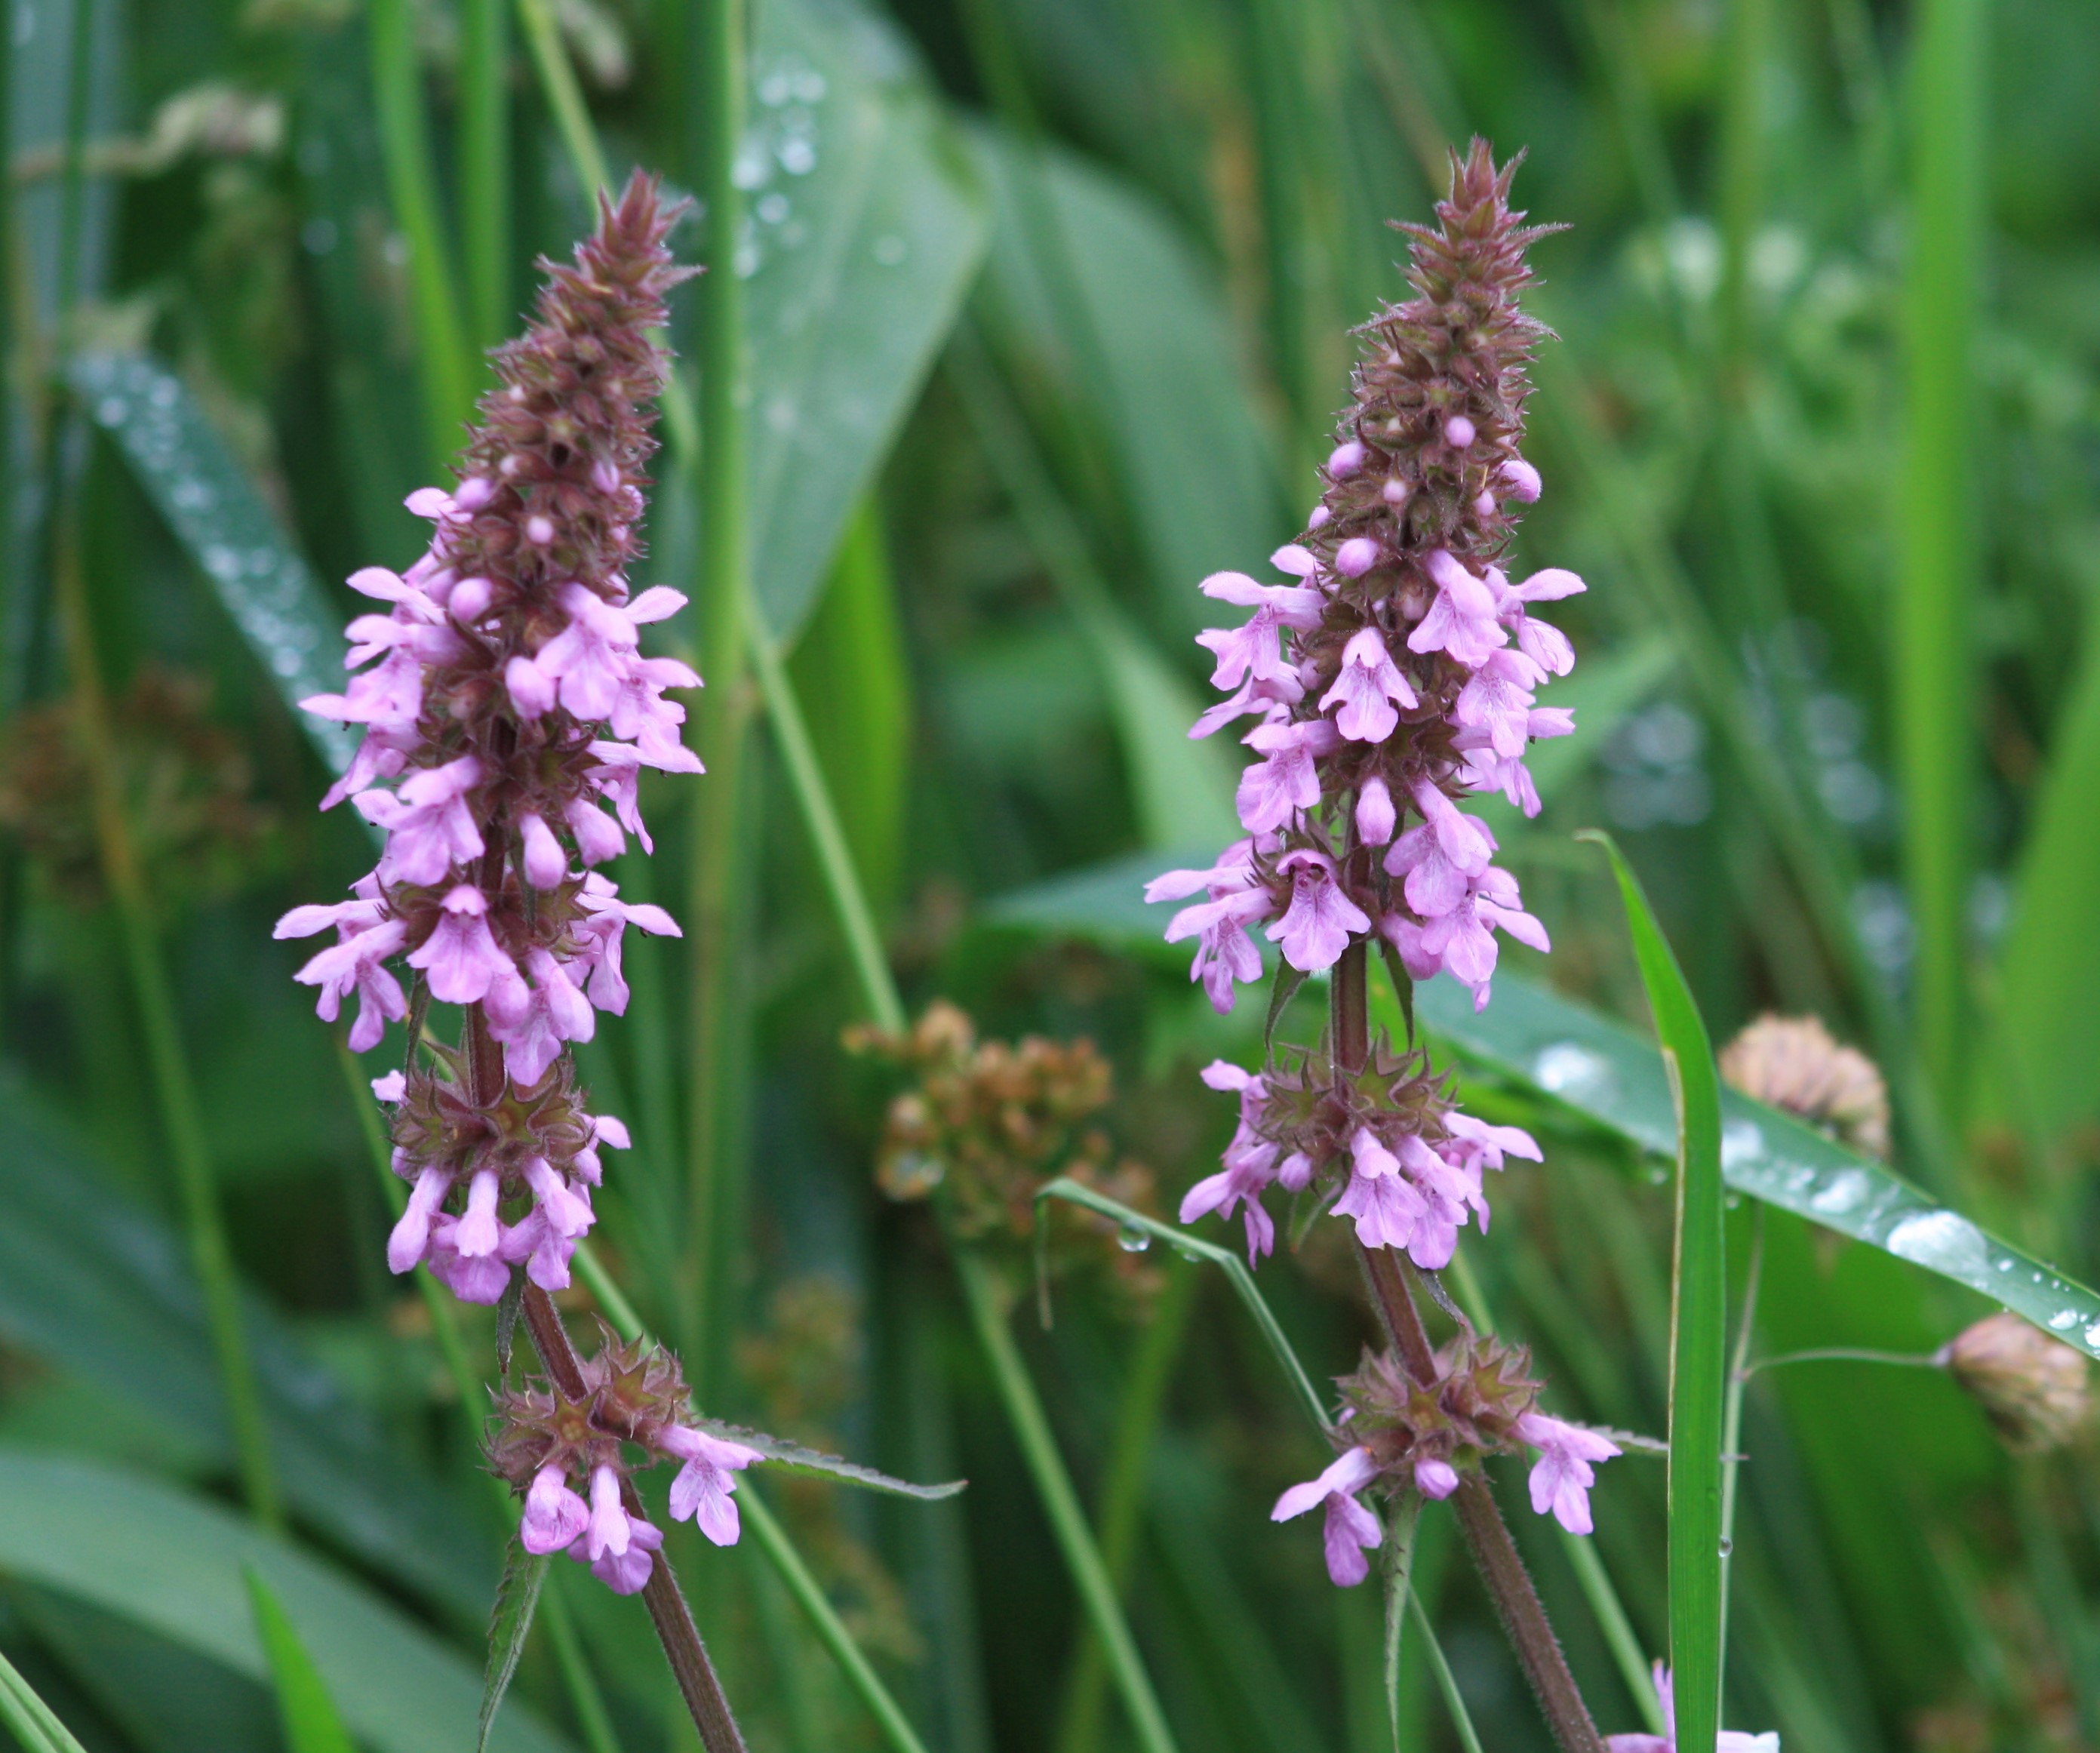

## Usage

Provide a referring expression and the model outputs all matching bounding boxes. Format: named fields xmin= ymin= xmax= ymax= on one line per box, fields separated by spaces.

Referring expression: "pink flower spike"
xmin=1414 ymin=1456 xmax=1460 ymax=1499
xmin=521 ymin=1464 xmax=591 ymax=1555
xmin=1327 ymin=439 xmax=1366 ymax=478
xmin=1335 ymin=537 xmax=1379 ymax=577
xmin=1517 ymin=1413 xmax=1620 ymax=1535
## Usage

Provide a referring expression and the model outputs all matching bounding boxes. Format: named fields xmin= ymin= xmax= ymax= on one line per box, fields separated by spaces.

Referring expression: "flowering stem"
xmin=1345 ymin=980 xmax=1601 ymax=1753
xmin=573 ymin=1238 xmax=942 ymax=1753
xmin=950 ymin=1244 xmax=1181 ymax=1753
xmin=1409 ymin=1588 xmax=1487 ymax=1753
xmin=518 ymin=1282 xmax=746 ymax=1753
xmin=54 ymin=481 xmax=283 ymax=1531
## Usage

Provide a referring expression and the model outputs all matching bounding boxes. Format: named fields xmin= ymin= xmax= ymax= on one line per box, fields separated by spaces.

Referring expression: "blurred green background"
xmin=2 ymin=0 xmax=2099 ymax=1746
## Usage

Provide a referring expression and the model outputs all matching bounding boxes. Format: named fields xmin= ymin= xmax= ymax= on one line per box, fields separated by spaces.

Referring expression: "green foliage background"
xmin=2 ymin=0 xmax=2098 ymax=1746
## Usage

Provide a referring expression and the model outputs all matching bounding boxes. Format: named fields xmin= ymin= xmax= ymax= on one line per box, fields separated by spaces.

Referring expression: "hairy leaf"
xmin=687 ymin=1419 xmax=965 ymax=1501
xmin=478 ymin=1539 xmax=550 ymax=1753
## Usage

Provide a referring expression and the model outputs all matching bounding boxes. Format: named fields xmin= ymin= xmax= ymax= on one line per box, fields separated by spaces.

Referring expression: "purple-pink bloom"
xmin=1408 ymin=550 xmax=1507 ymax=668
xmin=1516 ymin=1412 xmax=1620 ymax=1535
xmin=386 ymin=1164 xmax=453 ymax=1274
xmin=570 ymin=1511 xmax=662 ymax=1595
xmin=1604 ymin=1665 xmax=1780 ymax=1753
xmin=1236 ymin=718 xmax=1339 ymax=835
xmin=358 ymin=755 xmax=484 ymax=887
xmin=406 ymin=884 xmax=513 ymax=1005
xmin=1498 ymin=457 xmax=1542 ymax=503
xmin=1332 ymin=1130 xmax=1429 ymax=1254
xmin=662 ymin=1425 xmax=765 ymax=1546
xmin=1454 ymin=648 xmax=1545 ymax=759
xmin=521 ymin=1463 xmax=592 ymax=1555
xmin=281 ymin=910 xmax=408 ymax=1051
xmin=1321 ymin=626 xmax=1417 ymax=743
xmin=1271 ymin=1446 xmax=1382 ymax=1586
xmin=1414 ymin=1456 xmax=1460 ymax=1499
xmin=1266 ymin=850 xmax=1370 ymax=973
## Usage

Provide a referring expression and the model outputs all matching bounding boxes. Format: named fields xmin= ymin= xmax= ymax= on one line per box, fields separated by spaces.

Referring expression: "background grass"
xmin=2 ymin=0 xmax=2098 ymax=1748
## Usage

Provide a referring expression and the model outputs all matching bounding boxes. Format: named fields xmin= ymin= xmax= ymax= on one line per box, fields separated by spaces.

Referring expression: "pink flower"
xmin=386 ymin=1165 xmax=452 ymax=1273
xmin=1236 ymin=718 xmax=1339 ymax=834
xmin=1515 ymin=1413 xmax=1620 ymax=1535
xmin=1497 ymin=458 xmax=1542 ymax=503
xmin=570 ymin=1473 xmax=662 ymax=1594
xmin=1272 ymin=1447 xmax=1382 ymax=1587
xmin=487 ymin=949 xmax=597 ymax=1087
xmin=1266 ymin=850 xmax=1370 ymax=973
xmin=280 ymin=909 xmax=408 ymax=1051
xmin=661 ymin=1425 xmax=765 ymax=1546
xmin=518 ymin=812 xmax=567 ymax=889
xmin=1332 ymin=1131 xmax=1429 ymax=1254
xmin=1407 ymin=550 xmax=1506 ymax=668
xmin=521 ymin=1463 xmax=592 ymax=1555
xmin=537 ymin=584 xmax=643 ymax=720
xmin=572 ymin=875 xmax=682 ymax=1014
xmin=1189 ymin=669 xmax=1304 ymax=740
xmin=1320 ymin=626 xmax=1417 ymax=743
xmin=358 ymin=755 xmax=485 ymax=887
xmin=1383 ymin=865 xmax=1548 ymax=1009
xmin=1196 ymin=571 xmax=1325 ymax=694
xmin=1453 ymin=648 xmax=1545 ymax=760
xmin=406 ymin=884 xmax=515 ymax=1005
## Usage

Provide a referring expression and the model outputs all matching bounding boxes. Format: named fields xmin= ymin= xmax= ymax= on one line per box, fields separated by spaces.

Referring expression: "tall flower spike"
xmin=276 ymin=173 xmax=696 ymax=1342
xmin=1149 ymin=143 xmax=1619 ymax=1592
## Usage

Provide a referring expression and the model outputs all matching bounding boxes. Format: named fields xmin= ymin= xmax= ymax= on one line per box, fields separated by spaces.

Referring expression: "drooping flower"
xmin=1515 ymin=1411 xmax=1621 ymax=1535
xmin=1271 ymin=1447 xmax=1383 ymax=1586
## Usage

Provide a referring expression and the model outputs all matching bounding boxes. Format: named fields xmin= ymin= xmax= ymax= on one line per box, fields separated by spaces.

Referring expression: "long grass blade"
xmin=1582 ymin=832 xmax=1723 ymax=1753
xmin=460 ymin=0 xmax=512 ymax=352
xmin=1896 ymin=0 xmax=1986 ymax=1114
xmin=245 ymin=1564 xmax=360 ymax=1753
xmin=0 ymin=1647 xmax=92 ymax=1753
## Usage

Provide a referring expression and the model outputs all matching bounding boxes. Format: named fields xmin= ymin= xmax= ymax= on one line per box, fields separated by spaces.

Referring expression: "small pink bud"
xmin=1444 ymin=415 xmax=1475 ymax=449
xmin=526 ymin=515 xmax=555 ymax=546
xmin=519 ymin=812 xmax=567 ymax=889
xmin=1473 ymin=491 xmax=1497 ymax=520
xmin=448 ymin=575 xmax=493 ymax=623
xmin=1327 ymin=439 xmax=1366 ymax=479
xmin=592 ymin=458 xmax=622 ymax=495
xmin=455 ymin=477 xmax=496 ymax=511
xmin=1336 ymin=537 xmax=1379 ymax=577
xmin=1498 ymin=458 xmax=1543 ymax=503
xmin=1382 ymin=476 xmax=1411 ymax=506
xmin=1356 ymin=776 xmax=1395 ymax=846
xmin=1415 ymin=1456 xmax=1460 ymax=1499
xmin=1308 ymin=504 xmax=1331 ymax=530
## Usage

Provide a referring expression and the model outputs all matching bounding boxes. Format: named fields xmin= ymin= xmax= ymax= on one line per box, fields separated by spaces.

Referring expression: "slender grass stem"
xmin=367 ymin=0 xmax=475 ymax=472
xmin=950 ymin=1244 xmax=1180 ymax=1753
xmin=1745 ymin=1347 xmax=1942 ymax=1373
xmin=514 ymin=0 xmax=610 ymax=198
xmin=1409 ymin=1589 xmax=1485 ymax=1753
xmin=540 ymin=1574 xmax=625 ymax=1753
xmin=686 ymin=0 xmax=755 ymax=1389
xmin=460 ymin=0 xmax=512 ymax=352
xmin=743 ymin=595 xmax=903 ymax=1033
xmin=54 ymin=466 xmax=281 ymax=1530
xmin=573 ymin=1239 xmax=940 ymax=1753
xmin=1717 ymin=1207 xmax=1763 ymax=1705
xmin=1051 ymin=1266 xmax=1198 ymax=1753
xmin=53 ymin=0 xmax=95 ymax=345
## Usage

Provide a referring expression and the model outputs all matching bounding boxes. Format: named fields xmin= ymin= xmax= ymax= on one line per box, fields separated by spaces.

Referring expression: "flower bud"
xmin=1328 ymin=440 xmax=1366 ymax=479
xmin=1718 ymin=1013 xmax=1889 ymax=1159
xmin=1939 ymin=1312 xmax=2090 ymax=1452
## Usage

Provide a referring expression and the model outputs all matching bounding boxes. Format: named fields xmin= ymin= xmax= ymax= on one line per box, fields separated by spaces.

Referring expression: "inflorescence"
xmin=1148 ymin=141 xmax=1625 ymax=1582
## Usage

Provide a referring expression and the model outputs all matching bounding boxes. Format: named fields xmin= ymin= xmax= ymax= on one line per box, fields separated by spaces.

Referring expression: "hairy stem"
xmin=1342 ymin=945 xmax=1600 ymax=1753
xmin=520 ymin=1284 xmax=746 ymax=1753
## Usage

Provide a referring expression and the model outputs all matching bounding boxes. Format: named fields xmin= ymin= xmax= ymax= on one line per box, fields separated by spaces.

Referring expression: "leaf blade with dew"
xmin=69 ymin=352 xmax=359 ymax=780
xmin=684 ymin=1419 xmax=966 ymax=1501
xmin=478 ymin=1539 xmax=552 ymax=1753
xmin=244 ymin=1564 xmax=358 ymax=1753
xmin=986 ymin=851 xmax=2100 ymax=1358
xmin=1582 ymin=830 xmax=1723 ymax=1753
xmin=0 ymin=1647 xmax=94 ymax=1753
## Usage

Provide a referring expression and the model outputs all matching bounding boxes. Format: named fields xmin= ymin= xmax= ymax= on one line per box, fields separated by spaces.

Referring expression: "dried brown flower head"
xmin=1719 ymin=1013 xmax=1889 ymax=1160
xmin=1938 ymin=1311 xmax=2091 ymax=1453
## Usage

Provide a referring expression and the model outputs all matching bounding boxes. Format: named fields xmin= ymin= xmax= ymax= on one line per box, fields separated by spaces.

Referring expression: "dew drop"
xmin=1717 ymin=1536 xmax=1733 ymax=1558
xmin=2049 ymin=1310 xmax=2078 ymax=1331
xmin=1117 ymin=1226 xmax=1152 ymax=1254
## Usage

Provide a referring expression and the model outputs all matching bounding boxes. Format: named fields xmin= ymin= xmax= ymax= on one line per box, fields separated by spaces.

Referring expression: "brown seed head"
xmin=1719 ymin=1013 xmax=1890 ymax=1160
xmin=1939 ymin=1311 xmax=2090 ymax=1453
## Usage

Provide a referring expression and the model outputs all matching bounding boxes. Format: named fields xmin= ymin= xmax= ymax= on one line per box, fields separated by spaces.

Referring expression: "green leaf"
xmin=686 ymin=1419 xmax=965 ymax=1501
xmin=70 ymin=352 xmax=358 ymax=777
xmin=244 ymin=1565 xmax=358 ymax=1753
xmin=987 ymin=847 xmax=2100 ymax=1361
xmin=746 ymin=0 xmax=990 ymax=645
xmin=0 ymin=1068 xmax=493 ymax=1619
xmin=1580 ymin=832 xmax=1723 ymax=1753
xmin=478 ymin=1539 xmax=550 ymax=1753
xmin=0 ymin=1450 xmax=572 ymax=1753
xmin=0 ymin=1647 xmax=94 ymax=1753
xmin=972 ymin=131 xmax=1284 ymax=644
